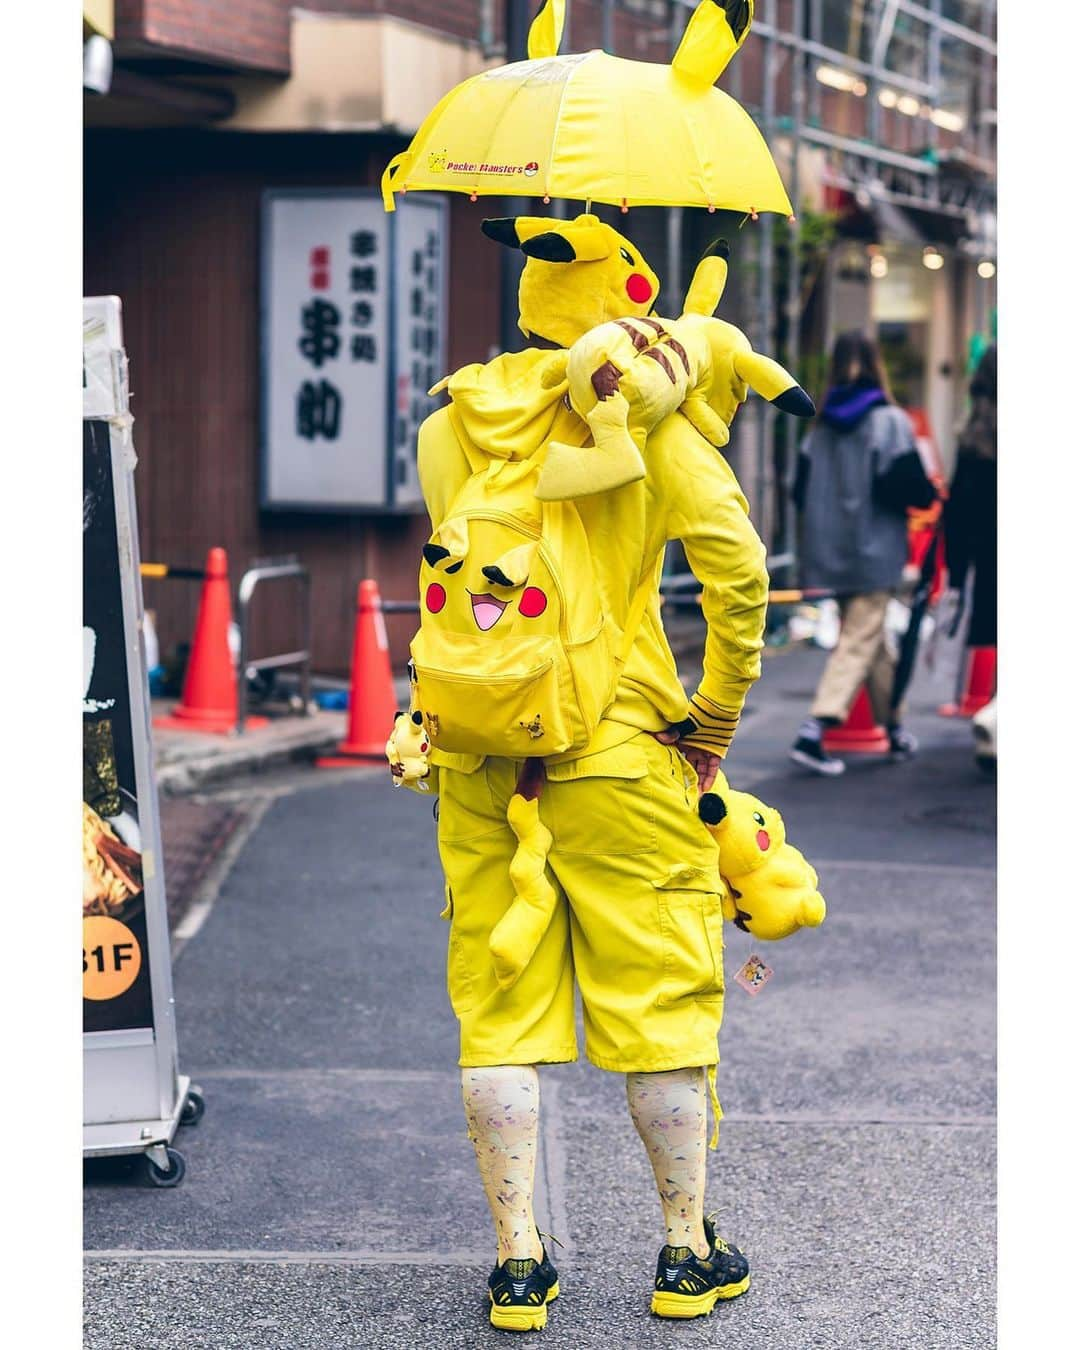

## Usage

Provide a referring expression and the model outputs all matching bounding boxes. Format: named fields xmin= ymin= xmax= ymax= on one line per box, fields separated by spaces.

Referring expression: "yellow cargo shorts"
xmin=437 ymin=731 xmax=728 ymax=1073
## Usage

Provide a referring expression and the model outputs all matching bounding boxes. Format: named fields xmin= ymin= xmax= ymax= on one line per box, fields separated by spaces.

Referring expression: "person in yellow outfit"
xmin=413 ymin=212 xmax=776 ymax=1330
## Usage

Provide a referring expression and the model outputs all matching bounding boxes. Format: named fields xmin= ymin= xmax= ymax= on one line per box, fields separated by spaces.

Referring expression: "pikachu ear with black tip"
xmin=732 ymin=349 xmax=815 ymax=417
xmin=772 ymin=385 xmax=816 ymax=417
xmin=520 ymin=232 xmax=578 ymax=263
xmin=481 ymin=218 xmax=523 ymax=249
xmin=699 ymin=792 xmax=728 ymax=825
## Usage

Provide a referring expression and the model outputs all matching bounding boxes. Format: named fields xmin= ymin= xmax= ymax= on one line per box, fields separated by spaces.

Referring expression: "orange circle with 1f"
xmin=83 ymin=915 xmax=142 ymax=1000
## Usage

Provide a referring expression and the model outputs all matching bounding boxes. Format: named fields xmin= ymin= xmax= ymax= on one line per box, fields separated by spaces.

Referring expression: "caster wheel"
xmin=145 ymin=1147 xmax=186 ymax=1188
xmin=180 ymin=1088 xmax=206 ymax=1126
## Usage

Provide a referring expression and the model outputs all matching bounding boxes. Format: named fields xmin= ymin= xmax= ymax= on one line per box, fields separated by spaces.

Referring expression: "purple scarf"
xmin=820 ymin=380 xmax=888 ymax=433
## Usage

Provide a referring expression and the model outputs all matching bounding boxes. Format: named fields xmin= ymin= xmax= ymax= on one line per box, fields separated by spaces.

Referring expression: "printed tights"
xmin=462 ymin=1065 xmax=710 ymax=1263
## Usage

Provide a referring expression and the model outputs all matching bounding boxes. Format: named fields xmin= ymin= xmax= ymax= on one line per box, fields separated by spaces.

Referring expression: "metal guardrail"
xmin=140 ymin=562 xmax=206 ymax=580
xmin=236 ymin=561 xmax=313 ymax=735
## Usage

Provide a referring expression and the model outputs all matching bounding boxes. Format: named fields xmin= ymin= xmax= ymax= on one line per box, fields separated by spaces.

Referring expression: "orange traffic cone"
xmin=823 ymin=686 xmax=890 ymax=755
xmin=155 ymin=547 xmax=263 ymax=734
xmin=317 ymin=579 xmax=398 ymax=766
xmin=939 ymin=646 xmax=996 ymax=718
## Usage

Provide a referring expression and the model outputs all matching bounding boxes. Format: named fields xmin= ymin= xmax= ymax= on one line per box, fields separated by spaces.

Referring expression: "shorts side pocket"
xmin=654 ymin=868 xmax=725 ymax=1008
xmin=447 ymin=917 xmax=477 ymax=1015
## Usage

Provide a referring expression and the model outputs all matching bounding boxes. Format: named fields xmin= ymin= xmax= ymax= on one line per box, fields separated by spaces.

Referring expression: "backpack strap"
xmin=616 ymin=565 xmax=657 ymax=668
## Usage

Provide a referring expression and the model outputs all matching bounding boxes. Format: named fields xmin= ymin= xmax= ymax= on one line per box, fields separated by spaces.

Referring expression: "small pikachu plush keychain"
xmin=386 ymin=710 xmax=432 ymax=791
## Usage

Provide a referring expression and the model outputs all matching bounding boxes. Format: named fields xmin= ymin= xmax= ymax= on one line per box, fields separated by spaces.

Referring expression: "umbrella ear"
xmin=527 ymin=0 xmax=566 ymax=59
xmin=481 ymin=218 xmax=524 ymax=249
xmin=672 ymin=1 xmax=754 ymax=89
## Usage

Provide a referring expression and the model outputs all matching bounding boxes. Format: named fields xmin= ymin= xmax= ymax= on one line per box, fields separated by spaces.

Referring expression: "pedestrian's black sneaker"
xmin=790 ymin=734 xmax=846 ymax=776
xmin=889 ymin=726 xmax=919 ymax=761
xmin=651 ymin=1217 xmax=750 ymax=1319
xmin=487 ymin=1243 xmax=560 ymax=1331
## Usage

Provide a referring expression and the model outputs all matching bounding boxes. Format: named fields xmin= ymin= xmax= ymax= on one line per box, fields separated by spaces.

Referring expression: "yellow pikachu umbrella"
xmin=382 ymin=0 xmax=792 ymax=218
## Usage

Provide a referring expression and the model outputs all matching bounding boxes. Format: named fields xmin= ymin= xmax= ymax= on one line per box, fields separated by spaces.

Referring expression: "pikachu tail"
xmin=488 ymin=793 xmax=558 ymax=990
xmin=732 ymin=348 xmax=816 ymax=418
xmin=682 ymin=239 xmax=730 ymax=318
xmin=671 ymin=1 xmax=754 ymax=90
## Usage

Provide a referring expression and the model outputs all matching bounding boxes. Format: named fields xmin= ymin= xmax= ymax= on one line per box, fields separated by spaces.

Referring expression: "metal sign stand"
xmin=82 ymin=296 xmax=202 ymax=1186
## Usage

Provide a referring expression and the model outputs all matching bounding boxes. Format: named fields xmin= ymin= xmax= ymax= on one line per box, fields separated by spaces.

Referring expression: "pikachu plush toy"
xmin=536 ymin=239 xmax=815 ymax=501
xmin=386 ymin=710 xmax=433 ymax=791
xmin=698 ymin=771 xmax=826 ymax=941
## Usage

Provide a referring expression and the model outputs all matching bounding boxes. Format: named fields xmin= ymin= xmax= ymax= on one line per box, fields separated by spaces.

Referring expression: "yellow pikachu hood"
xmin=431 ymin=212 xmax=667 ymax=464
xmin=435 ymin=349 xmax=574 ymax=464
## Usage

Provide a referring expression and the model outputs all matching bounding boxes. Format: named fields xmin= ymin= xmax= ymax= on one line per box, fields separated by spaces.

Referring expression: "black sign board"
xmin=82 ymin=419 xmax=154 ymax=1032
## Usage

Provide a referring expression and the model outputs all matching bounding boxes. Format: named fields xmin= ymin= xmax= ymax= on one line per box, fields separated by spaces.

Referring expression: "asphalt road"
xmin=84 ymin=640 xmax=996 ymax=1349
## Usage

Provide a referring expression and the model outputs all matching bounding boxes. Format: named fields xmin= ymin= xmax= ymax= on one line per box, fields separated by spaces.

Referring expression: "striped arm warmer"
xmin=678 ymin=691 xmax=742 ymax=758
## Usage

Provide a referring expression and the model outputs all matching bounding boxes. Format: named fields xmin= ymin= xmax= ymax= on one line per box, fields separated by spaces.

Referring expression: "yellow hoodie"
xmin=417 ymin=346 xmax=768 ymax=766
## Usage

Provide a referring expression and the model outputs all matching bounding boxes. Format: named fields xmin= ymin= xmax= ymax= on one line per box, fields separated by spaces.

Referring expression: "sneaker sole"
xmin=789 ymin=748 xmax=845 ymax=776
xmin=651 ymin=1275 xmax=751 ymax=1318
xmin=489 ymin=1281 xmax=559 ymax=1332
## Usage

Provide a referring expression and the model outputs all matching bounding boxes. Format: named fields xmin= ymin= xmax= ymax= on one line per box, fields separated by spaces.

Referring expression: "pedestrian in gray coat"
xmin=789 ymin=332 xmax=937 ymax=776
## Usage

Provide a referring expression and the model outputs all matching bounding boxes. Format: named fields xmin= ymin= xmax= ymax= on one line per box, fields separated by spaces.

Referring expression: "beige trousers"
xmin=811 ymin=590 xmax=898 ymax=725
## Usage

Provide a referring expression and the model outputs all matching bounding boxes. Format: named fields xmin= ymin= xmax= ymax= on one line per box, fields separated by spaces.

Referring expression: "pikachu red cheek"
xmin=518 ymin=587 xmax=548 ymax=619
xmin=425 ymin=583 xmax=446 ymax=613
xmin=625 ymin=273 xmax=653 ymax=304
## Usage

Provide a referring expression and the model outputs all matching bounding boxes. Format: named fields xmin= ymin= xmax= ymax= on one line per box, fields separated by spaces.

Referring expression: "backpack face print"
xmin=410 ymin=475 xmax=618 ymax=758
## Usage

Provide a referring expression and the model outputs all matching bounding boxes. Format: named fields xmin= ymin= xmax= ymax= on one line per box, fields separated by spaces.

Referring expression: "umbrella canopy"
xmin=382 ymin=1 xmax=792 ymax=219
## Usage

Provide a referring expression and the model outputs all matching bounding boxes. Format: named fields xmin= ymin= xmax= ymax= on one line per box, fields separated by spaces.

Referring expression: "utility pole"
xmin=602 ymin=0 xmax=615 ymax=53
xmin=500 ymin=0 xmax=533 ymax=354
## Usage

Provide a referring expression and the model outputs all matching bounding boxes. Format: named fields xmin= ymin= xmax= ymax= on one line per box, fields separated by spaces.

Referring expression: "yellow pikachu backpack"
xmin=410 ymin=442 xmax=650 ymax=760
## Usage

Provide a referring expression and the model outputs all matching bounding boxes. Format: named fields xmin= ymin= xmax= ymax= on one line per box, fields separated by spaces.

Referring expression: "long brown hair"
xmin=826 ymin=331 xmax=894 ymax=402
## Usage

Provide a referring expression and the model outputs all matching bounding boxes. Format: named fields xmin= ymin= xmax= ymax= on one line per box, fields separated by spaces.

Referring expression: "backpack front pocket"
xmin=412 ymin=628 xmax=572 ymax=756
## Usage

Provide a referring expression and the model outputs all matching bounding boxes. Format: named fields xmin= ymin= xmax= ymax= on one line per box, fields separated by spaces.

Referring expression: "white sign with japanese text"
xmin=263 ymin=190 xmax=445 ymax=511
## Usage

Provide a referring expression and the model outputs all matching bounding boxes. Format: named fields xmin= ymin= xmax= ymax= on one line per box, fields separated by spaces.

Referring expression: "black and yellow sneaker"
xmin=650 ymin=1217 xmax=750 ymax=1319
xmin=487 ymin=1242 xmax=560 ymax=1332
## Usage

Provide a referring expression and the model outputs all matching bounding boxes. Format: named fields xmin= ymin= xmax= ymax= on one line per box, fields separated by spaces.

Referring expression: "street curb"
xmin=154 ymin=720 xmax=344 ymax=796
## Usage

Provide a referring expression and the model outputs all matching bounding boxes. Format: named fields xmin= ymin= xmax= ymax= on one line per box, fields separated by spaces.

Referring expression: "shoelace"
xmin=703 ymin=1211 xmax=733 ymax=1257
xmin=495 ymin=1227 xmax=564 ymax=1274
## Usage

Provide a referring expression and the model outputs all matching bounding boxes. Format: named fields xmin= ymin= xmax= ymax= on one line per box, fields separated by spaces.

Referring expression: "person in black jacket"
xmin=789 ymin=332 xmax=938 ymax=776
xmin=944 ymin=344 xmax=997 ymax=649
